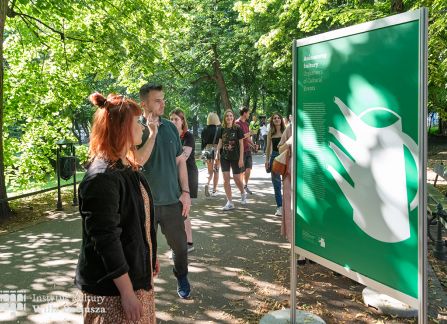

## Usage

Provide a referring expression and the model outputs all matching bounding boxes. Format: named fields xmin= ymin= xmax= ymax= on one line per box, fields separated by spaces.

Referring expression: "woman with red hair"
xmin=75 ymin=93 xmax=158 ymax=323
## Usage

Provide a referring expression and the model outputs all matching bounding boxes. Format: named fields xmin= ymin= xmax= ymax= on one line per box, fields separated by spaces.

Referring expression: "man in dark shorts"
xmin=236 ymin=107 xmax=256 ymax=195
xmin=135 ymin=83 xmax=192 ymax=299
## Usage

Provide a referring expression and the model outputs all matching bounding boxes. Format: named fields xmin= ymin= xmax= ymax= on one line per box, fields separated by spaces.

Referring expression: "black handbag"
xmin=201 ymin=127 xmax=218 ymax=160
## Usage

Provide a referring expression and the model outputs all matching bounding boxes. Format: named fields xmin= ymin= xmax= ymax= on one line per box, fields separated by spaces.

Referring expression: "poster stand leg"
xmin=362 ymin=287 xmax=418 ymax=318
xmin=258 ymin=244 xmax=325 ymax=324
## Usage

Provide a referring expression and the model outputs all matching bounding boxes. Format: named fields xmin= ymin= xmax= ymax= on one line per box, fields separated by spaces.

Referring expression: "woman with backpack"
xmin=201 ymin=112 xmax=221 ymax=197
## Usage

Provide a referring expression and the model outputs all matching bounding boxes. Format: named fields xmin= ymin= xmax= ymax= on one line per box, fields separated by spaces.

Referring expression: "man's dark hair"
xmin=139 ymin=83 xmax=163 ymax=100
xmin=239 ymin=106 xmax=250 ymax=116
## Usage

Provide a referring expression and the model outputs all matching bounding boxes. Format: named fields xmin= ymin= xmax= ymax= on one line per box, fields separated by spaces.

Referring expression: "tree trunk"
xmin=72 ymin=119 xmax=83 ymax=144
xmin=252 ymin=92 xmax=258 ymax=115
xmin=439 ymin=118 xmax=447 ymax=136
xmin=215 ymin=92 xmax=221 ymax=118
xmin=211 ymin=44 xmax=232 ymax=111
xmin=0 ymin=0 xmax=11 ymax=220
xmin=243 ymin=95 xmax=250 ymax=109
xmin=192 ymin=115 xmax=198 ymax=137
xmin=81 ymin=122 xmax=90 ymax=143
xmin=262 ymin=93 xmax=265 ymax=112
xmin=391 ymin=0 xmax=404 ymax=13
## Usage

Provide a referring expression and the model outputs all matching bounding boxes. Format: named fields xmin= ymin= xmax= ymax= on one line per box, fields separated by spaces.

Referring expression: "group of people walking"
xmin=75 ymin=84 xmax=295 ymax=323
xmin=201 ymin=108 xmax=259 ymax=211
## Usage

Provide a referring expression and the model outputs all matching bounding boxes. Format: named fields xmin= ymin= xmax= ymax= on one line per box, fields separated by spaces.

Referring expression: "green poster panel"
xmin=293 ymin=10 xmax=427 ymax=310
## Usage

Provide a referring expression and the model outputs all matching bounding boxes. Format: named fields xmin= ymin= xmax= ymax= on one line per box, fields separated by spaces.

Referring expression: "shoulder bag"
xmin=201 ymin=127 xmax=218 ymax=160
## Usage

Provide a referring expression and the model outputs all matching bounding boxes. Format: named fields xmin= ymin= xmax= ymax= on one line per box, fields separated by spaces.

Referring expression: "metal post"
xmin=72 ymin=145 xmax=78 ymax=206
xmin=56 ymin=146 xmax=63 ymax=210
xmin=290 ymin=39 xmax=298 ymax=324
xmin=418 ymin=7 xmax=428 ymax=324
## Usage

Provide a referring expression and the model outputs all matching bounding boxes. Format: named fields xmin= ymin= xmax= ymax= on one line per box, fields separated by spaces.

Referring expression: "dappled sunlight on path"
xmin=1 ymin=154 xmax=436 ymax=323
xmin=0 ymin=154 xmax=289 ymax=324
xmin=151 ymin=154 xmax=292 ymax=323
xmin=0 ymin=212 xmax=83 ymax=323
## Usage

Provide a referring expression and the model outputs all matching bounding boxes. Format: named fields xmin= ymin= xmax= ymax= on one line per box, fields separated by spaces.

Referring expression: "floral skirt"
xmin=83 ymin=289 xmax=155 ymax=324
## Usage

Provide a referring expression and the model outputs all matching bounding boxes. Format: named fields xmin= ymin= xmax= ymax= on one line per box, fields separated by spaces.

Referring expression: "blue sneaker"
xmin=177 ymin=275 xmax=191 ymax=299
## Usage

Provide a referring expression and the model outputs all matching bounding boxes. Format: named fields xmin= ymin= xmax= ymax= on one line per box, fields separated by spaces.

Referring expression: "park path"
xmin=0 ymin=154 xmax=446 ymax=323
xmin=0 ymin=155 xmax=292 ymax=323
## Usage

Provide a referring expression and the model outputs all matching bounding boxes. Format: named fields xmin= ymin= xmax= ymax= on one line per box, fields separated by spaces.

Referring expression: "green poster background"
xmin=295 ymin=21 xmax=419 ymax=299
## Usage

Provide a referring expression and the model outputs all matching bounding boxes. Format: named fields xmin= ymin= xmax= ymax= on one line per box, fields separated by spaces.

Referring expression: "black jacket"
xmin=201 ymin=125 xmax=220 ymax=150
xmin=75 ymin=158 xmax=157 ymax=296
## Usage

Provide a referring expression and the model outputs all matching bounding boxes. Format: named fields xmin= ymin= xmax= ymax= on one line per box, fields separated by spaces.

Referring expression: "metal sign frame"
xmin=291 ymin=8 xmax=428 ymax=323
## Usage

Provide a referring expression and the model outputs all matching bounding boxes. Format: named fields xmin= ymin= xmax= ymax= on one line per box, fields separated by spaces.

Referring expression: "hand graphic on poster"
xmin=327 ymin=97 xmax=418 ymax=243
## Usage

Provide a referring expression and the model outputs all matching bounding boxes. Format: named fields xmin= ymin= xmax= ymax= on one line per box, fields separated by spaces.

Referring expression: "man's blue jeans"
xmin=270 ymin=151 xmax=282 ymax=207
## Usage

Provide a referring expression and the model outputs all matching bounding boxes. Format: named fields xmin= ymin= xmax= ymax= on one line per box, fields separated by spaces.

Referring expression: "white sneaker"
xmin=275 ymin=207 xmax=283 ymax=216
xmin=241 ymin=193 xmax=247 ymax=205
xmin=244 ymin=186 xmax=253 ymax=195
xmin=211 ymin=190 xmax=217 ymax=197
xmin=222 ymin=201 xmax=235 ymax=211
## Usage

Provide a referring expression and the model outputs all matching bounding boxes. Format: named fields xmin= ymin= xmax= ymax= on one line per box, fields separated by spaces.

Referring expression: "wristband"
xmin=182 ymin=190 xmax=190 ymax=194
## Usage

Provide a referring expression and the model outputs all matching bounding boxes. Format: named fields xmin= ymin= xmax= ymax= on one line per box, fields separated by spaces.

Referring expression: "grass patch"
xmin=428 ymin=126 xmax=440 ymax=136
xmin=0 ymin=187 xmax=78 ymax=235
xmin=196 ymin=159 xmax=206 ymax=169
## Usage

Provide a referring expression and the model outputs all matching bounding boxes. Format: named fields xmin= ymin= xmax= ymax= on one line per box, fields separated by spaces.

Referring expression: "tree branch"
xmin=168 ymin=62 xmax=184 ymax=78
xmin=62 ymin=19 xmax=69 ymax=70
xmin=9 ymin=0 xmax=16 ymax=12
xmin=18 ymin=15 xmax=51 ymax=50
xmin=191 ymin=73 xmax=215 ymax=85
xmin=10 ymin=9 xmax=93 ymax=43
xmin=20 ymin=13 xmax=59 ymax=41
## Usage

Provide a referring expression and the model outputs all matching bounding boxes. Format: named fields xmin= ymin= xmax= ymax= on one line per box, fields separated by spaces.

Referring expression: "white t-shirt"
xmin=260 ymin=125 xmax=268 ymax=136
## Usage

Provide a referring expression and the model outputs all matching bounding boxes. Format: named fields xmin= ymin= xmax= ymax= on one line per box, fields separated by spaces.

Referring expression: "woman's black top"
xmin=272 ymin=137 xmax=281 ymax=152
xmin=218 ymin=126 xmax=244 ymax=161
xmin=181 ymin=131 xmax=198 ymax=174
xmin=181 ymin=131 xmax=199 ymax=198
xmin=75 ymin=158 xmax=157 ymax=296
xmin=201 ymin=125 xmax=220 ymax=149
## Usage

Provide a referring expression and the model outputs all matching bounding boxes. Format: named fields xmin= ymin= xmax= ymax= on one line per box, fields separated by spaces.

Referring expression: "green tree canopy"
xmin=0 ymin=0 xmax=446 ymax=219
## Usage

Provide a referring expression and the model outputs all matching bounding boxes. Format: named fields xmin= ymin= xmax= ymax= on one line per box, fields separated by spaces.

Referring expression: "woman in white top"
xmin=260 ymin=121 xmax=268 ymax=154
